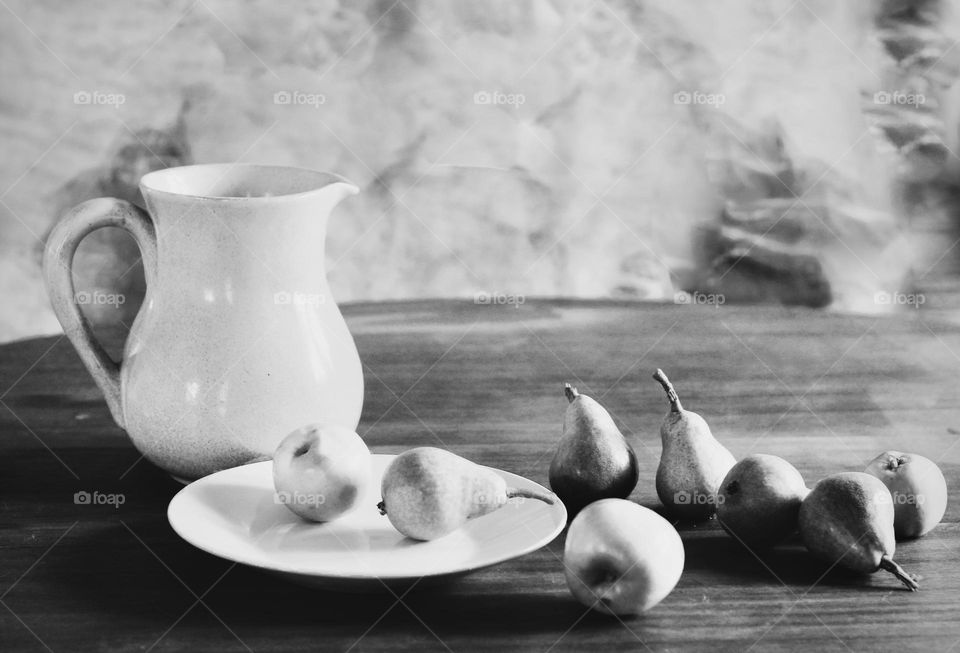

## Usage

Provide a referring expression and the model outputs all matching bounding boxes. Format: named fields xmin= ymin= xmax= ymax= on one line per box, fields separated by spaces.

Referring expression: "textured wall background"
xmin=3 ymin=0 xmax=960 ymax=342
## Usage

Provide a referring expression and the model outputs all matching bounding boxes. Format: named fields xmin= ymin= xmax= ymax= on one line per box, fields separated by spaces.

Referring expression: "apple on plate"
xmin=865 ymin=450 xmax=947 ymax=539
xmin=272 ymin=424 xmax=371 ymax=522
xmin=563 ymin=499 xmax=684 ymax=616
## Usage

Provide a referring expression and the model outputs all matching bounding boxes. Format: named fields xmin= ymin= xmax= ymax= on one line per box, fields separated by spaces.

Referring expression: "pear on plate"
xmin=716 ymin=454 xmax=809 ymax=549
xmin=653 ymin=369 xmax=736 ymax=521
xmin=799 ymin=472 xmax=919 ymax=591
xmin=864 ymin=451 xmax=948 ymax=540
xmin=378 ymin=447 xmax=555 ymax=541
xmin=549 ymin=383 xmax=639 ymax=516
xmin=272 ymin=424 xmax=371 ymax=523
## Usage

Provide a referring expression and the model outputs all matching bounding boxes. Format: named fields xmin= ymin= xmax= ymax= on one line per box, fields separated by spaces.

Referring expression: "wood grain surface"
xmin=1 ymin=300 xmax=959 ymax=652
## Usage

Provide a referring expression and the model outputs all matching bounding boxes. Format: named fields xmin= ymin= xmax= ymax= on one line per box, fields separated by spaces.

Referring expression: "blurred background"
xmin=3 ymin=0 xmax=960 ymax=343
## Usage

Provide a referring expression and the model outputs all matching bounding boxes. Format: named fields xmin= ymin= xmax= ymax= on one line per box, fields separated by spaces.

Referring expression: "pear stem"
xmin=506 ymin=487 xmax=556 ymax=505
xmin=564 ymin=383 xmax=579 ymax=403
xmin=653 ymin=368 xmax=683 ymax=412
xmin=879 ymin=555 xmax=920 ymax=591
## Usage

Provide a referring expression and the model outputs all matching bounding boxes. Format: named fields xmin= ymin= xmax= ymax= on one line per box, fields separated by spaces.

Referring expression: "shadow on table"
xmin=29 ymin=522 xmax=584 ymax=642
xmin=681 ymin=532 xmax=908 ymax=592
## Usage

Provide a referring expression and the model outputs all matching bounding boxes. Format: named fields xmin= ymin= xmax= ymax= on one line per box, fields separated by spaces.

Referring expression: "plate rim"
xmin=167 ymin=454 xmax=567 ymax=581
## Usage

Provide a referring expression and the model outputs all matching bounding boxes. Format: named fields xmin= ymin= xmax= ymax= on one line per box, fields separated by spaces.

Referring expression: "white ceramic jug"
xmin=43 ymin=163 xmax=364 ymax=481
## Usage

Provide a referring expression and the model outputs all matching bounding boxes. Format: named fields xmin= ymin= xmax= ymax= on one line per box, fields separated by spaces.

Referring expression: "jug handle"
xmin=42 ymin=198 xmax=158 ymax=429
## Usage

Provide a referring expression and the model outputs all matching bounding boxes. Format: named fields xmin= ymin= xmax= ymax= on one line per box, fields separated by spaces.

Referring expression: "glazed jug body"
xmin=44 ymin=164 xmax=364 ymax=481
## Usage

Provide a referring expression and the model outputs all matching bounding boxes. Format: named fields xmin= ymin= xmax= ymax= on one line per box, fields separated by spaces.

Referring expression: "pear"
xmin=799 ymin=472 xmax=919 ymax=591
xmin=549 ymin=383 xmax=639 ymax=516
xmin=564 ymin=499 xmax=684 ymax=615
xmin=864 ymin=451 xmax=948 ymax=539
xmin=378 ymin=447 xmax=555 ymax=541
xmin=653 ymin=369 xmax=736 ymax=521
xmin=716 ymin=454 xmax=809 ymax=549
xmin=273 ymin=424 xmax=371 ymax=523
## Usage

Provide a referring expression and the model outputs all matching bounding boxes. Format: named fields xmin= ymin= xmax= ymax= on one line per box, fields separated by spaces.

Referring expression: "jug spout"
xmin=324 ymin=178 xmax=359 ymax=202
xmin=303 ymin=176 xmax=358 ymax=228
xmin=320 ymin=177 xmax=359 ymax=210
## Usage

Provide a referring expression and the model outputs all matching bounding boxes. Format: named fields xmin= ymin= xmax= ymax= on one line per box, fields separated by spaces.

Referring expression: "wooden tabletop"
xmin=2 ymin=300 xmax=959 ymax=652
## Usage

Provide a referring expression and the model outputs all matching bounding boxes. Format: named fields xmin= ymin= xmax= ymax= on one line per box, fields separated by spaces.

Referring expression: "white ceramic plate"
xmin=167 ymin=454 xmax=566 ymax=589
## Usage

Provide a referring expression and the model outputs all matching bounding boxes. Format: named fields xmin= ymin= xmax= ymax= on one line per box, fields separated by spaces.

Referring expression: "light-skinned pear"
xmin=864 ymin=451 xmax=948 ymax=540
xmin=564 ymin=499 xmax=684 ymax=616
xmin=549 ymin=383 xmax=639 ymax=516
xmin=272 ymin=424 xmax=371 ymax=523
xmin=378 ymin=447 xmax=555 ymax=541
xmin=653 ymin=369 xmax=736 ymax=521
xmin=799 ymin=472 xmax=919 ymax=591
xmin=716 ymin=454 xmax=809 ymax=548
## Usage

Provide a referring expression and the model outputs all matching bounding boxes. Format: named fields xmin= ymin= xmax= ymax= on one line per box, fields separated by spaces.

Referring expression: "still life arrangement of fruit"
xmin=268 ymin=368 xmax=948 ymax=617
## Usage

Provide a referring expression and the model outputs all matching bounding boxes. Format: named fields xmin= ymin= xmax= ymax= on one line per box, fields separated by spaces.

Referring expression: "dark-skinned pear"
xmin=378 ymin=447 xmax=555 ymax=541
xmin=799 ymin=472 xmax=919 ymax=591
xmin=653 ymin=369 xmax=736 ymax=521
xmin=716 ymin=454 xmax=809 ymax=548
xmin=549 ymin=384 xmax=639 ymax=516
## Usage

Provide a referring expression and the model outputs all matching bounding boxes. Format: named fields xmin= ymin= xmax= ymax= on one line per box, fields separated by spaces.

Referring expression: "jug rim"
xmin=140 ymin=163 xmax=358 ymax=202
